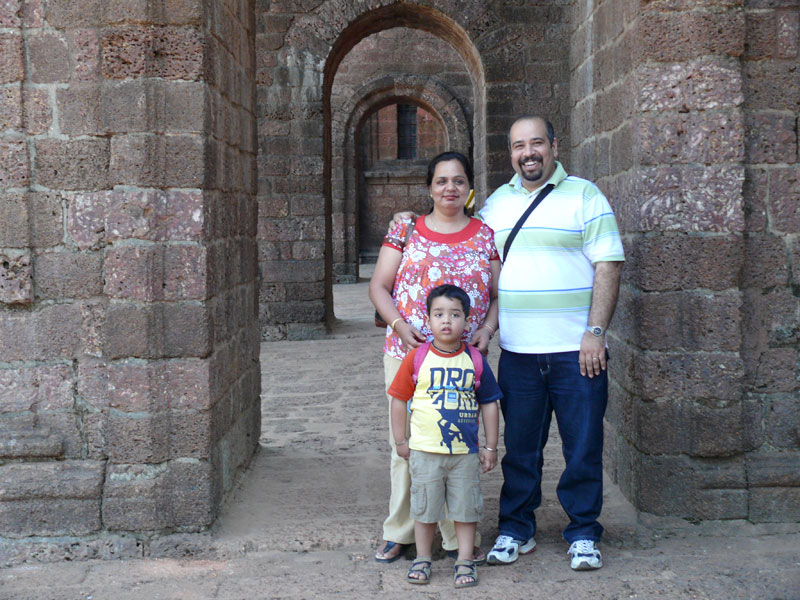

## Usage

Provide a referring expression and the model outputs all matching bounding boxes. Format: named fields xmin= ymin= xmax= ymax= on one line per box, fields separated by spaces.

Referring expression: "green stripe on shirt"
xmin=499 ymin=289 xmax=592 ymax=311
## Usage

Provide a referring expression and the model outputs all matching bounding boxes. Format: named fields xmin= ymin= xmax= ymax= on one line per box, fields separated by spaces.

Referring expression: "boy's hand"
xmin=480 ymin=447 xmax=497 ymax=472
xmin=396 ymin=442 xmax=410 ymax=460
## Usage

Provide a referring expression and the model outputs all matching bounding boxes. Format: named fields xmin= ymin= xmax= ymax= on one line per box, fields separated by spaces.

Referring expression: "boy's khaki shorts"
xmin=409 ymin=450 xmax=483 ymax=524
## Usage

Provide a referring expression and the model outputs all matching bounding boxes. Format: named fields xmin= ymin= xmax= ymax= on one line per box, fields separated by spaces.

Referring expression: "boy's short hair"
xmin=426 ymin=284 xmax=471 ymax=315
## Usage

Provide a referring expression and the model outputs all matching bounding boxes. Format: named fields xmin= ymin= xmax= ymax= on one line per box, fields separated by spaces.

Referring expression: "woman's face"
xmin=429 ymin=159 xmax=469 ymax=213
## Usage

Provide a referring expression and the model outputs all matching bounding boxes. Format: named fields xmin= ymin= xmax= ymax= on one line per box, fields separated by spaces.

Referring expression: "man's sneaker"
xmin=567 ymin=539 xmax=603 ymax=570
xmin=486 ymin=534 xmax=536 ymax=565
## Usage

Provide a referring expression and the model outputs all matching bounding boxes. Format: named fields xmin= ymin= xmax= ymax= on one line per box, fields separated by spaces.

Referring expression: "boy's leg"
xmin=454 ymin=521 xmax=477 ymax=561
xmin=413 ymin=521 xmax=437 ymax=561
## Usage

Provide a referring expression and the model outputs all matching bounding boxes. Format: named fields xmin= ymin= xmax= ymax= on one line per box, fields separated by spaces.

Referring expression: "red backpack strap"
xmin=411 ymin=342 xmax=432 ymax=384
xmin=466 ymin=344 xmax=483 ymax=390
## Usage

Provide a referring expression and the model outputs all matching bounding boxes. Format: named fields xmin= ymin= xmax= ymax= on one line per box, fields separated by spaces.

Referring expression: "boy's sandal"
xmin=454 ymin=559 xmax=478 ymax=588
xmin=446 ymin=546 xmax=486 ymax=565
xmin=375 ymin=540 xmax=408 ymax=563
xmin=407 ymin=557 xmax=432 ymax=585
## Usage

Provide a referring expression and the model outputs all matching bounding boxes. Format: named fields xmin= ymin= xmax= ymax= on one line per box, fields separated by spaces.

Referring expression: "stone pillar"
xmin=574 ymin=0 xmax=799 ymax=521
xmin=0 ymin=0 xmax=260 ymax=546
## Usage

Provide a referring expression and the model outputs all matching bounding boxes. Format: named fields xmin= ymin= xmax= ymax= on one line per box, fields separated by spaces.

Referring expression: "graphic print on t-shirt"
xmin=424 ymin=363 xmax=477 ymax=454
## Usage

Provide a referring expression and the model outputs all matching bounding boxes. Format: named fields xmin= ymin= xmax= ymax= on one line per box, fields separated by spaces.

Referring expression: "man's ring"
xmin=592 ymin=356 xmax=599 ymax=361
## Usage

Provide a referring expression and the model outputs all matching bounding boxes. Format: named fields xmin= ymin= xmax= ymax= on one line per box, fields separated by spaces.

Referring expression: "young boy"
xmin=388 ymin=284 xmax=501 ymax=588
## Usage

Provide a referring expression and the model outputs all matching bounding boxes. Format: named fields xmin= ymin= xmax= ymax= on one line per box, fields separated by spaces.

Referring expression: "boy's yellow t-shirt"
xmin=388 ymin=343 xmax=502 ymax=455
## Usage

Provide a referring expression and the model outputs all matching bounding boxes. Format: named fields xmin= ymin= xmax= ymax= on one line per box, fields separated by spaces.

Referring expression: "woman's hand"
xmin=469 ymin=327 xmax=492 ymax=355
xmin=396 ymin=321 xmax=425 ymax=351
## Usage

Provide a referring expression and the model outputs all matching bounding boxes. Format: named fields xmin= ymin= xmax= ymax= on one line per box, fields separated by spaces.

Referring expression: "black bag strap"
xmin=502 ymin=183 xmax=555 ymax=263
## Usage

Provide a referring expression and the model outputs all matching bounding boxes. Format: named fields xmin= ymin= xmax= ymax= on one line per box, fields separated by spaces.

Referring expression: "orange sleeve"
xmin=387 ymin=349 xmax=417 ymax=402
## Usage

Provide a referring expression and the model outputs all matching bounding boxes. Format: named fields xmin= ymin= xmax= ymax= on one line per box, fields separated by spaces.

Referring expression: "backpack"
xmin=411 ymin=342 xmax=484 ymax=390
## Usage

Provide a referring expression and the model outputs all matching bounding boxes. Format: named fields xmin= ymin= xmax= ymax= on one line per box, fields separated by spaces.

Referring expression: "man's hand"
xmin=469 ymin=327 xmax=491 ymax=355
xmin=389 ymin=211 xmax=416 ymax=231
xmin=396 ymin=442 xmax=410 ymax=460
xmin=579 ymin=331 xmax=606 ymax=378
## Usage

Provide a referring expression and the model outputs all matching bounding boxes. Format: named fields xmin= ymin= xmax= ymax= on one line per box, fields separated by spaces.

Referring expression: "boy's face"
xmin=426 ymin=296 xmax=468 ymax=346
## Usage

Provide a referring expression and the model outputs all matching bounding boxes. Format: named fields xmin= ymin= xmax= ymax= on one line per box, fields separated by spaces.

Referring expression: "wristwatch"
xmin=587 ymin=325 xmax=605 ymax=337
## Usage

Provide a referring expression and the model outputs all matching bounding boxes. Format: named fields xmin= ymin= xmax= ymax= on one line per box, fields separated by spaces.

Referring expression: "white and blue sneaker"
xmin=486 ymin=534 xmax=536 ymax=565
xmin=568 ymin=539 xmax=603 ymax=570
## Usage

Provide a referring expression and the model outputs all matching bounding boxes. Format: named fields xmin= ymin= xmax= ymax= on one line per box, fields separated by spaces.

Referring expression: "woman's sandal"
xmin=407 ymin=557 xmax=432 ymax=585
xmin=375 ymin=540 xmax=408 ymax=563
xmin=453 ymin=559 xmax=478 ymax=588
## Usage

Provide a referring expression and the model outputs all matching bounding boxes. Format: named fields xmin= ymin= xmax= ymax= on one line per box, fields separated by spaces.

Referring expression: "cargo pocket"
xmin=410 ymin=483 xmax=427 ymax=520
xmin=471 ymin=485 xmax=484 ymax=521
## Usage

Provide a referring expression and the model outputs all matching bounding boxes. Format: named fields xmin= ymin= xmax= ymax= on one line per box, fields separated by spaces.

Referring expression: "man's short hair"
xmin=507 ymin=115 xmax=555 ymax=147
xmin=426 ymin=284 xmax=471 ymax=315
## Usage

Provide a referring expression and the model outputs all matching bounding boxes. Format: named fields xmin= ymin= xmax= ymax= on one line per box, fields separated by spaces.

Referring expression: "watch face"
xmin=590 ymin=326 xmax=603 ymax=336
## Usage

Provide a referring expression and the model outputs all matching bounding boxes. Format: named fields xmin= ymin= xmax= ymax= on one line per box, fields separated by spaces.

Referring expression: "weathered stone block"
xmin=27 ymin=31 xmax=70 ymax=83
xmin=638 ymin=111 xmax=745 ymax=165
xmin=638 ymin=60 xmax=743 ymax=112
xmin=741 ymin=234 xmax=791 ymax=289
xmin=0 ymin=85 xmax=22 ymax=131
xmin=103 ymin=245 xmax=161 ymax=301
xmin=751 ymin=348 xmax=798 ymax=393
xmin=635 ymin=351 xmax=744 ymax=401
xmin=23 ymin=87 xmax=52 ymax=134
xmin=745 ymin=10 xmax=799 ymax=59
xmin=746 ymin=112 xmax=798 ymax=163
xmin=637 ymin=455 xmax=747 ymax=518
xmin=746 ymin=452 xmax=800 ymax=487
xmin=56 ymin=84 xmax=102 ymax=135
xmin=34 ymin=137 xmax=109 ymax=190
xmin=0 ymin=251 xmax=33 ymax=304
xmin=0 ymin=427 xmax=63 ymax=459
xmin=765 ymin=394 xmax=800 ymax=448
xmin=0 ymin=139 xmax=29 ymax=187
xmin=103 ymin=303 xmax=152 ymax=359
xmin=743 ymin=61 xmax=800 ymax=111
xmin=0 ymin=33 xmax=23 ymax=84
xmin=768 ymin=167 xmax=800 ymax=234
xmin=625 ymin=233 xmax=743 ymax=292
xmin=106 ymin=411 xmax=171 ymax=463
xmin=749 ymin=488 xmax=800 ymax=523
xmin=109 ymin=134 xmax=203 ymax=188
xmin=640 ymin=10 xmax=745 ymax=61
xmin=35 ymin=251 xmax=104 ymax=299
xmin=162 ymin=302 xmax=211 ymax=357
xmin=67 ymin=28 xmax=101 ymax=82
xmin=0 ymin=363 xmax=74 ymax=413
xmin=102 ymin=459 xmax=214 ymax=531
xmin=0 ymin=461 xmax=103 ymax=536
xmin=0 ymin=192 xmax=27 ymax=247
xmin=101 ymin=26 xmax=203 ymax=81
xmin=634 ymin=290 xmax=741 ymax=351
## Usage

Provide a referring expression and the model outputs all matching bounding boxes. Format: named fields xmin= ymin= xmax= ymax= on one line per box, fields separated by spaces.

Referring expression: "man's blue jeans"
xmin=497 ymin=349 xmax=608 ymax=543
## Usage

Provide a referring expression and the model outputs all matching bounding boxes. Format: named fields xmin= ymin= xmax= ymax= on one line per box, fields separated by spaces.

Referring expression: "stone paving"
xmin=1 ymin=276 xmax=799 ymax=599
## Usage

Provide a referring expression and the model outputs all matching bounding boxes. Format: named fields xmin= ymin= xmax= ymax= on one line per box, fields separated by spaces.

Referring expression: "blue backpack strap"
xmin=411 ymin=342 xmax=432 ymax=385
xmin=466 ymin=344 xmax=483 ymax=390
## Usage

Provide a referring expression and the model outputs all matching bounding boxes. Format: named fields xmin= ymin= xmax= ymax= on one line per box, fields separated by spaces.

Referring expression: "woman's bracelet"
xmin=482 ymin=446 xmax=497 ymax=453
xmin=390 ymin=317 xmax=403 ymax=331
xmin=480 ymin=324 xmax=495 ymax=337
xmin=395 ymin=439 xmax=408 ymax=446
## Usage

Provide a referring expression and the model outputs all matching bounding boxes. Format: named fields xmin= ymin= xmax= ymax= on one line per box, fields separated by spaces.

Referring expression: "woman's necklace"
xmin=432 ymin=341 xmax=461 ymax=354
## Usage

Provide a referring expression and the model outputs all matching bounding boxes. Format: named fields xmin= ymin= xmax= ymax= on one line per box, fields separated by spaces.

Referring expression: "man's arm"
xmin=579 ymin=260 xmax=623 ymax=378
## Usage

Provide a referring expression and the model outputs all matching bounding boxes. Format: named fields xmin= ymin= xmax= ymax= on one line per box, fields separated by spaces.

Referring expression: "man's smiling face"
xmin=509 ymin=117 xmax=558 ymax=192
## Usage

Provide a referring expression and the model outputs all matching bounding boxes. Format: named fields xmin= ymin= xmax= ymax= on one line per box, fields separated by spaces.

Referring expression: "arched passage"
xmin=331 ymin=73 xmax=472 ymax=282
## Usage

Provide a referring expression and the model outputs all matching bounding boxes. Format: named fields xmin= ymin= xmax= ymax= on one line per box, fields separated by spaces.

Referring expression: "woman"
xmin=369 ymin=151 xmax=501 ymax=564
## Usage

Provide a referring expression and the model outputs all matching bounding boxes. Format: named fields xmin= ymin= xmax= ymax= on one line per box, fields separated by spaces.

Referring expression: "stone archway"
xmin=331 ymin=74 xmax=472 ymax=282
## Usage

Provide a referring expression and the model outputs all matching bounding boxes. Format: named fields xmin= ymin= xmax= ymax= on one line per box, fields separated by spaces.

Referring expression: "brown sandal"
xmin=454 ymin=559 xmax=478 ymax=588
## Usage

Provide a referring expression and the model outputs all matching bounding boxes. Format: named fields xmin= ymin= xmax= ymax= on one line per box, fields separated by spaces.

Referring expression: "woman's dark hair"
xmin=426 ymin=151 xmax=473 ymax=187
xmin=426 ymin=284 xmax=471 ymax=315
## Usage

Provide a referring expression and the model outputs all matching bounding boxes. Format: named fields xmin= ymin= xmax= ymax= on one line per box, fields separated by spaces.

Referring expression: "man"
xmin=480 ymin=116 xmax=624 ymax=570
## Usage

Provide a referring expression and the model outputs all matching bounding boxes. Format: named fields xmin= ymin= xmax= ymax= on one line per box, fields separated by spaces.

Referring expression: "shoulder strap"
xmin=411 ymin=342 xmax=431 ymax=384
xmin=466 ymin=345 xmax=483 ymax=390
xmin=401 ymin=218 xmax=416 ymax=248
xmin=502 ymin=183 xmax=555 ymax=263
